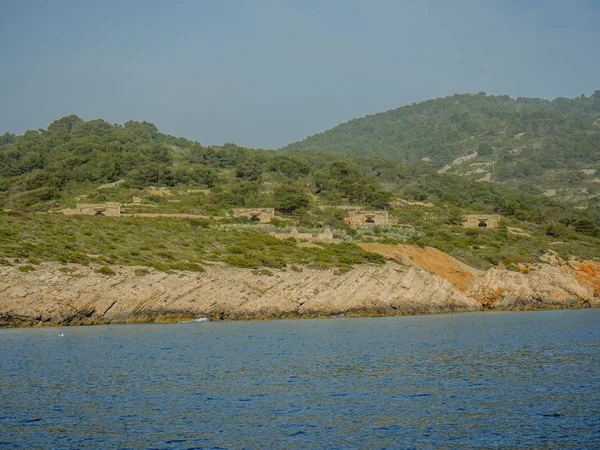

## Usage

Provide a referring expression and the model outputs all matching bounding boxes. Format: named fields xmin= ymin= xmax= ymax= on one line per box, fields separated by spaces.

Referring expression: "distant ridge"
xmin=283 ymin=91 xmax=600 ymax=202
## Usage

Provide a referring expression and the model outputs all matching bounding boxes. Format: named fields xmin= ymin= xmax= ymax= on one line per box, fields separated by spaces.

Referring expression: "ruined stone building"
xmin=62 ymin=203 xmax=122 ymax=217
xmin=346 ymin=210 xmax=389 ymax=227
xmin=462 ymin=214 xmax=501 ymax=229
xmin=232 ymin=208 xmax=275 ymax=223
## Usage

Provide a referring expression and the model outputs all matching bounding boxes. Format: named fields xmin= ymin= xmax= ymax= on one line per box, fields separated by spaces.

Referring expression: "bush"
xmin=334 ymin=266 xmax=353 ymax=276
xmin=96 ymin=266 xmax=116 ymax=276
xmin=253 ymin=269 xmax=274 ymax=276
xmin=224 ymin=255 xmax=260 ymax=269
xmin=69 ymin=252 xmax=90 ymax=265
xmin=363 ymin=252 xmax=386 ymax=264
xmin=168 ymin=262 xmax=205 ymax=272
xmin=188 ymin=219 xmax=211 ymax=229
xmin=270 ymin=218 xmax=287 ymax=228
xmin=18 ymin=265 xmax=36 ymax=273
xmin=259 ymin=256 xmax=286 ymax=269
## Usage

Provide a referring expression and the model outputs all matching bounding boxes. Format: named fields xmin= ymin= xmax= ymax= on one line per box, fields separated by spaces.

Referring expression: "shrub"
xmin=18 ymin=265 xmax=36 ymax=273
xmin=334 ymin=266 xmax=352 ymax=276
xmin=259 ymin=256 xmax=286 ymax=269
xmin=363 ymin=252 xmax=386 ymax=264
xmin=168 ymin=262 xmax=205 ymax=272
xmin=188 ymin=219 xmax=211 ymax=229
xmin=69 ymin=252 xmax=90 ymax=265
xmin=253 ymin=269 xmax=274 ymax=276
xmin=151 ymin=261 xmax=173 ymax=272
xmin=224 ymin=254 xmax=260 ymax=269
xmin=378 ymin=237 xmax=400 ymax=245
xmin=507 ymin=263 xmax=520 ymax=272
xmin=96 ymin=266 xmax=116 ymax=276
xmin=270 ymin=218 xmax=286 ymax=228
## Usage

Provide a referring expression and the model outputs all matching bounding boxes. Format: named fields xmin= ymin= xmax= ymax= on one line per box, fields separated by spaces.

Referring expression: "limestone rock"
xmin=0 ymin=261 xmax=480 ymax=327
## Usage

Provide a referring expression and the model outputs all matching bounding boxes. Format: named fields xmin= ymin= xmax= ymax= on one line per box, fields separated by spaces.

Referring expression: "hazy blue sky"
xmin=1 ymin=0 xmax=599 ymax=148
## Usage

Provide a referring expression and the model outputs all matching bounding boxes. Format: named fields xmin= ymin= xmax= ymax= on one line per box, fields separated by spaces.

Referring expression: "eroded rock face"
xmin=360 ymin=245 xmax=600 ymax=311
xmin=0 ymin=262 xmax=480 ymax=327
xmin=466 ymin=260 xmax=600 ymax=310
xmin=1 ymin=245 xmax=598 ymax=327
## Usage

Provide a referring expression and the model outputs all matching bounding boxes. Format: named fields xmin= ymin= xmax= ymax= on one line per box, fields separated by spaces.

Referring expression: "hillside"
xmin=1 ymin=115 xmax=600 ymax=272
xmin=284 ymin=92 xmax=600 ymax=204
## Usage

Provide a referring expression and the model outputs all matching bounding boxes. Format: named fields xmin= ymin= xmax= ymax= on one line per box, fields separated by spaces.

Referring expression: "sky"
xmin=1 ymin=0 xmax=599 ymax=149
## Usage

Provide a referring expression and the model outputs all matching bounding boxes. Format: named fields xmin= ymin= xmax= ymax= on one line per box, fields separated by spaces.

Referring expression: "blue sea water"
xmin=1 ymin=310 xmax=599 ymax=449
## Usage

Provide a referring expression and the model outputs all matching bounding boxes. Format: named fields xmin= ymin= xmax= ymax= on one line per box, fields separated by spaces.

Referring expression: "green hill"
xmin=1 ymin=114 xmax=600 ymax=270
xmin=283 ymin=91 xmax=600 ymax=204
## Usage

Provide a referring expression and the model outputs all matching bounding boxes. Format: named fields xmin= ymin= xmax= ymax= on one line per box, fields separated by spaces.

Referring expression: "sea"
xmin=1 ymin=310 xmax=599 ymax=449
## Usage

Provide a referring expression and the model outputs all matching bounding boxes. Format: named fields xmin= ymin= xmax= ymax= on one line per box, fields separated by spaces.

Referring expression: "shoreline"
xmin=2 ymin=304 xmax=597 ymax=328
xmin=2 ymin=245 xmax=599 ymax=329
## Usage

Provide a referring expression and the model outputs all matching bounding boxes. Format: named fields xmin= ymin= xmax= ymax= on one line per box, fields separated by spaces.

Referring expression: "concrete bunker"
xmin=232 ymin=208 xmax=275 ymax=224
xmin=62 ymin=203 xmax=122 ymax=217
xmin=346 ymin=210 xmax=389 ymax=227
xmin=462 ymin=214 xmax=501 ymax=229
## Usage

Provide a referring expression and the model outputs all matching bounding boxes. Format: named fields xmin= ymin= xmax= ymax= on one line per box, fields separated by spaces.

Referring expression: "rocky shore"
xmin=1 ymin=244 xmax=598 ymax=327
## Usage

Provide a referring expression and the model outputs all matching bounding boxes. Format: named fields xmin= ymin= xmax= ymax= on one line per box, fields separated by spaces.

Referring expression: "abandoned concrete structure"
xmin=346 ymin=210 xmax=389 ymax=227
xmin=462 ymin=214 xmax=501 ymax=229
xmin=63 ymin=203 xmax=122 ymax=217
xmin=232 ymin=208 xmax=275 ymax=223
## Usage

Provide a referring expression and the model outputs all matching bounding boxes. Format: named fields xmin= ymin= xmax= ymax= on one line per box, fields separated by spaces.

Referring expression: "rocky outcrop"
xmin=0 ymin=261 xmax=480 ymax=327
xmin=1 ymin=246 xmax=598 ymax=327
xmin=467 ymin=259 xmax=600 ymax=310
xmin=361 ymin=244 xmax=600 ymax=311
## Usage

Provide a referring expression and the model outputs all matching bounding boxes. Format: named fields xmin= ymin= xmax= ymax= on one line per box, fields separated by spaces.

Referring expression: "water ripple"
xmin=0 ymin=310 xmax=599 ymax=448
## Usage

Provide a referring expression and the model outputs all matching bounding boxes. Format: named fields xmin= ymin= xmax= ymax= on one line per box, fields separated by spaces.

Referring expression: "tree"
xmin=274 ymin=184 xmax=309 ymax=214
xmin=477 ymin=142 xmax=493 ymax=156
xmin=235 ymin=159 xmax=264 ymax=181
xmin=269 ymin=155 xmax=310 ymax=178
xmin=574 ymin=217 xmax=599 ymax=237
xmin=47 ymin=115 xmax=83 ymax=133
xmin=447 ymin=208 xmax=464 ymax=226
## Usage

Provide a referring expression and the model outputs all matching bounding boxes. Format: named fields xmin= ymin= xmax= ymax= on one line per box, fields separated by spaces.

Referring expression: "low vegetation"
xmin=0 ymin=213 xmax=385 ymax=272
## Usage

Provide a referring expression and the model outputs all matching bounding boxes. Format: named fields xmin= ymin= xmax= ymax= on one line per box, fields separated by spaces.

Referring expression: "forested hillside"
xmin=284 ymin=92 xmax=600 ymax=204
xmin=1 ymin=114 xmax=600 ymax=270
xmin=0 ymin=114 xmax=587 ymax=220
